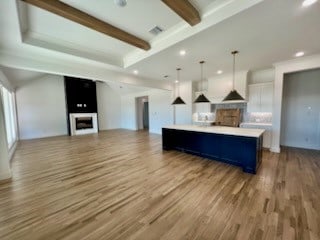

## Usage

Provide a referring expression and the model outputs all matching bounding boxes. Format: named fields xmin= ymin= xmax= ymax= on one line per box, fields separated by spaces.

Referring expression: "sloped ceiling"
xmin=0 ymin=0 xmax=320 ymax=89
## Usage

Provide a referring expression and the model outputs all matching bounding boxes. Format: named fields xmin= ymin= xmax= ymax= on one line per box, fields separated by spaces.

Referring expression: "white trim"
xmin=8 ymin=141 xmax=18 ymax=162
xmin=271 ymin=54 xmax=320 ymax=153
xmin=0 ymin=50 xmax=172 ymax=91
xmin=69 ymin=113 xmax=98 ymax=136
xmin=273 ymin=54 xmax=320 ymax=67
xmin=270 ymin=146 xmax=280 ymax=153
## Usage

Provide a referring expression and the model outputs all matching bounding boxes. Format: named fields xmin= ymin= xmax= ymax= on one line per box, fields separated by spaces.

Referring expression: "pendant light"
xmin=114 ymin=0 xmax=127 ymax=7
xmin=194 ymin=61 xmax=210 ymax=103
xmin=223 ymin=51 xmax=245 ymax=101
xmin=172 ymin=68 xmax=186 ymax=105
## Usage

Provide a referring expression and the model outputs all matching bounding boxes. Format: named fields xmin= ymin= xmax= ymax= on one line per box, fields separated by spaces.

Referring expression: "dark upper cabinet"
xmin=64 ymin=76 xmax=97 ymax=113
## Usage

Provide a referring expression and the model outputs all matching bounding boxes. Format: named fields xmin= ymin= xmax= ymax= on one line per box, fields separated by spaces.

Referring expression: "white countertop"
xmin=163 ymin=125 xmax=265 ymax=138
xmin=240 ymin=122 xmax=272 ymax=127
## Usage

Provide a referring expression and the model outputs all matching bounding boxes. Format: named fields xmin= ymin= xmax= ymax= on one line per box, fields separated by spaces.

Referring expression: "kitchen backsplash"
xmin=193 ymin=102 xmax=272 ymax=124
xmin=244 ymin=112 xmax=272 ymax=123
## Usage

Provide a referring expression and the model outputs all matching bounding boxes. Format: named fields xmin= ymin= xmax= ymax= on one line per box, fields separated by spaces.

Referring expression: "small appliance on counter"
xmin=193 ymin=112 xmax=215 ymax=126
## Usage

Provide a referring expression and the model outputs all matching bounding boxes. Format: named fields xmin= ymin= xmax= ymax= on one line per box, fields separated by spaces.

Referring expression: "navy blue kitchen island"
xmin=162 ymin=125 xmax=264 ymax=174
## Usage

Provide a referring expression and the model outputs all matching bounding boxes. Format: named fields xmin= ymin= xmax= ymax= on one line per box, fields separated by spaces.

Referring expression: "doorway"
xmin=136 ymin=96 xmax=149 ymax=130
xmin=280 ymin=68 xmax=320 ymax=150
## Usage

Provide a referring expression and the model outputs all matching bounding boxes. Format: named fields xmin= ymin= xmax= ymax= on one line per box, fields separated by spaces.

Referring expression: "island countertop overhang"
xmin=162 ymin=125 xmax=265 ymax=138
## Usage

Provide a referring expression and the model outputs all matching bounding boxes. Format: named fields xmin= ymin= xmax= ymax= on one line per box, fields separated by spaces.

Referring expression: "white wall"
xmin=280 ymin=69 xmax=320 ymax=150
xmin=121 ymin=89 xmax=173 ymax=134
xmin=271 ymin=54 xmax=320 ymax=153
xmin=175 ymin=81 xmax=192 ymax=124
xmin=16 ymin=75 xmax=68 ymax=140
xmin=248 ymin=68 xmax=275 ymax=84
xmin=96 ymin=82 xmax=122 ymax=130
xmin=148 ymin=89 xmax=174 ymax=134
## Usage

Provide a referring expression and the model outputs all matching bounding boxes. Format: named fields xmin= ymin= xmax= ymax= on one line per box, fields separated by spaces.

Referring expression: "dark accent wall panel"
xmin=64 ymin=76 xmax=97 ymax=113
xmin=64 ymin=76 xmax=98 ymax=135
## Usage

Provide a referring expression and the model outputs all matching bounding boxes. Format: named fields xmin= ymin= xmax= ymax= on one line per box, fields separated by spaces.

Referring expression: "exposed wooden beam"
xmin=21 ymin=0 xmax=150 ymax=50
xmin=161 ymin=0 xmax=201 ymax=26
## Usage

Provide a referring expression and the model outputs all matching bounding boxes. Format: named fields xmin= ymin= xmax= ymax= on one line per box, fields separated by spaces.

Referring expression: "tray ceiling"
xmin=0 ymin=0 xmax=320 ymax=89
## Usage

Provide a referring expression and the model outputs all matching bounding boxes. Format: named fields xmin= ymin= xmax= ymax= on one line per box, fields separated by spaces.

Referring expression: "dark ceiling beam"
xmin=21 ymin=0 xmax=151 ymax=50
xmin=161 ymin=0 xmax=201 ymax=26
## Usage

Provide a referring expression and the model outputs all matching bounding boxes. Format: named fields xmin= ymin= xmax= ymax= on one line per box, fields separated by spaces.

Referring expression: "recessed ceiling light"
xmin=217 ymin=70 xmax=223 ymax=74
xmin=295 ymin=51 xmax=305 ymax=57
xmin=302 ymin=0 xmax=318 ymax=7
xmin=133 ymin=70 xmax=139 ymax=75
xmin=175 ymin=80 xmax=179 ymax=83
xmin=179 ymin=50 xmax=186 ymax=56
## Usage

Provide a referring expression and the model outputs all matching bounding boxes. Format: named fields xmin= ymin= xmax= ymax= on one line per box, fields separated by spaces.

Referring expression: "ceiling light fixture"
xmin=133 ymin=70 xmax=139 ymax=75
xmin=302 ymin=0 xmax=318 ymax=7
xmin=172 ymin=68 xmax=186 ymax=105
xmin=194 ymin=61 xmax=210 ymax=103
xmin=179 ymin=50 xmax=186 ymax=56
xmin=114 ymin=0 xmax=127 ymax=7
xmin=217 ymin=70 xmax=223 ymax=74
xmin=295 ymin=51 xmax=305 ymax=57
xmin=223 ymin=51 xmax=245 ymax=102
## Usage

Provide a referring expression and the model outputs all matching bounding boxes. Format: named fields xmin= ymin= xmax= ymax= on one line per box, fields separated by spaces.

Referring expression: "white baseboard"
xmin=270 ymin=146 xmax=281 ymax=153
xmin=8 ymin=141 xmax=18 ymax=162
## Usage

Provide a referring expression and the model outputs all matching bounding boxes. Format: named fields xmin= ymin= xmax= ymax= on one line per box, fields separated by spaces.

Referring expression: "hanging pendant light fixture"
xmin=172 ymin=68 xmax=186 ymax=105
xmin=223 ymin=51 xmax=245 ymax=101
xmin=114 ymin=0 xmax=127 ymax=7
xmin=194 ymin=61 xmax=210 ymax=103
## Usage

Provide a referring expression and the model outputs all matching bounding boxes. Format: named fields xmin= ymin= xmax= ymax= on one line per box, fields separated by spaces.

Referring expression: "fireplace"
xmin=69 ymin=113 xmax=98 ymax=136
xmin=76 ymin=117 xmax=93 ymax=130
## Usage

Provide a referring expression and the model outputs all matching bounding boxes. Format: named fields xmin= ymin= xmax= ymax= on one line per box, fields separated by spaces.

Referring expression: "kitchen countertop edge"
xmin=163 ymin=125 xmax=265 ymax=138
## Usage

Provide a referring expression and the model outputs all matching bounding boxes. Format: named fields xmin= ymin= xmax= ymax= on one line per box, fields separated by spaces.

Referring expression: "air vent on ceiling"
xmin=149 ymin=26 xmax=164 ymax=36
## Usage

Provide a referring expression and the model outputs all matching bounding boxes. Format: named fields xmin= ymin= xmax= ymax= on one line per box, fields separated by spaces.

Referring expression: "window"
xmin=0 ymin=85 xmax=17 ymax=148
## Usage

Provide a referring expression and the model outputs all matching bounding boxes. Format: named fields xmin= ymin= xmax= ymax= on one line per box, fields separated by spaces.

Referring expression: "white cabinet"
xmin=240 ymin=123 xmax=272 ymax=149
xmin=247 ymin=82 xmax=273 ymax=113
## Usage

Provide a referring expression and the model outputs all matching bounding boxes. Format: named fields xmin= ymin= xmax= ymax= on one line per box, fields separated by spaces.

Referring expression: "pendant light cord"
xmin=175 ymin=68 xmax=181 ymax=97
xmin=231 ymin=51 xmax=238 ymax=91
xmin=177 ymin=68 xmax=180 ymax=96
xmin=200 ymin=61 xmax=205 ymax=93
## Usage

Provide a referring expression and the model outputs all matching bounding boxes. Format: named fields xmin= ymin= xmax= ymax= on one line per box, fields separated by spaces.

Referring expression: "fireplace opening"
xmin=76 ymin=117 xmax=93 ymax=130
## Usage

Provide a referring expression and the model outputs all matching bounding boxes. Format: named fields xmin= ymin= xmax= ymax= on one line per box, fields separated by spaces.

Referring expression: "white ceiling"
xmin=0 ymin=0 xmax=320 ymax=89
xmin=0 ymin=66 xmax=46 ymax=87
xmin=129 ymin=0 xmax=320 ymax=82
xmin=102 ymin=81 xmax=151 ymax=95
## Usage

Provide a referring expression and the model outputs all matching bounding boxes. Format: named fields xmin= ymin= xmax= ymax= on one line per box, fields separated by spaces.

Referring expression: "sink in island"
xmin=162 ymin=125 xmax=265 ymax=174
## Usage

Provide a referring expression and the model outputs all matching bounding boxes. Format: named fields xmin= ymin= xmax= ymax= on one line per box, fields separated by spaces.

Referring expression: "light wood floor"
xmin=0 ymin=130 xmax=319 ymax=240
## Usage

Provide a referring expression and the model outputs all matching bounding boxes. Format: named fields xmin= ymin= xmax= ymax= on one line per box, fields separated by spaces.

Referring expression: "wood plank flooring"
xmin=0 ymin=129 xmax=319 ymax=240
